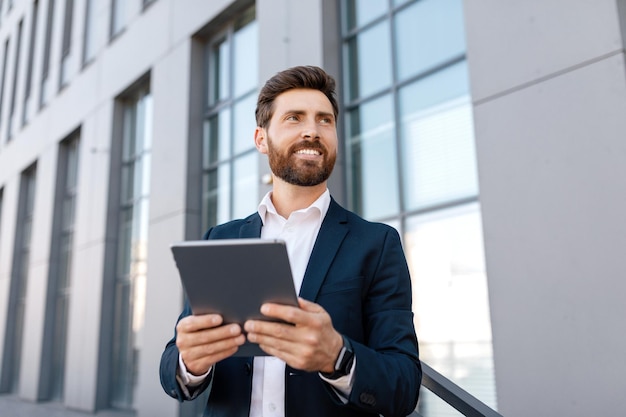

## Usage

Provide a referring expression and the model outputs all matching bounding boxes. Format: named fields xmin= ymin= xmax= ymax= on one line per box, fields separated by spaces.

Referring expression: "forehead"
xmin=272 ymin=88 xmax=334 ymax=115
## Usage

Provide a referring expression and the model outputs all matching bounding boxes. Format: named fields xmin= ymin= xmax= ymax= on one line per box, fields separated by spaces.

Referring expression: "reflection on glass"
xmin=344 ymin=0 xmax=387 ymax=31
xmin=399 ymin=61 xmax=478 ymax=211
xmin=208 ymin=37 xmax=229 ymax=106
xmin=204 ymin=109 xmax=231 ymax=166
xmin=233 ymin=152 xmax=258 ymax=219
xmin=83 ymin=0 xmax=97 ymax=63
xmin=112 ymin=88 xmax=152 ymax=409
xmin=49 ymin=136 xmax=80 ymax=401
xmin=347 ymin=94 xmax=399 ymax=219
xmin=233 ymin=19 xmax=258 ymax=98
xmin=394 ymin=0 xmax=466 ymax=81
xmin=404 ymin=204 xmax=496 ymax=411
xmin=345 ymin=21 xmax=392 ymax=101
xmin=202 ymin=164 xmax=231 ymax=230
xmin=202 ymin=7 xmax=258 ymax=227
xmin=7 ymin=168 xmax=37 ymax=393
xmin=111 ymin=0 xmax=127 ymax=37
xmin=233 ymin=93 xmax=256 ymax=155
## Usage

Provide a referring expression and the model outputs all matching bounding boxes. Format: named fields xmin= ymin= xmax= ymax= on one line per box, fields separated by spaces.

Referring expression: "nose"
xmin=302 ymin=120 xmax=320 ymax=139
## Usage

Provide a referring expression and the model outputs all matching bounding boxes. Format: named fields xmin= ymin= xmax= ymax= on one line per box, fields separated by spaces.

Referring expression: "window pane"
xmin=344 ymin=0 xmax=387 ymax=31
xmin=83 ymin=0 xmax=96 ymax=63
xmin=203 ymin=109 xmax=231 ymax=166
xmin=405 ymin=205 xmax=496 ymax=410
xmin=202 ymin=164 xmax=231 ymax=230
xmin=399 ymin=61 xmax=478 ymax=210
xmin=208 ymin=37 xmax=229 ymax=106
xmin=232 ymin=153 xmax=258 ymax=220
xmin=112 ymin=87 xmax=151 ymax=409
xmin=347 ymin=94 xmax=399 ymax=219
xmin=232 ymin=19 xmax=257 ymax=97
xmin=111 ymin=0 xmax=126 ymax=36
xmin=233 ymin=93 xmax=256 ymax=155
xmin=344 ymin=20 xmax=392 ymax=101
xmin=395 ymin=0 xmax=466 ymax=81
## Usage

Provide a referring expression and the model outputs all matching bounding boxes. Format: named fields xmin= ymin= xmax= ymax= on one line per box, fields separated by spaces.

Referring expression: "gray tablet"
xmin=170 ymin=238 xmax=298 ymax=356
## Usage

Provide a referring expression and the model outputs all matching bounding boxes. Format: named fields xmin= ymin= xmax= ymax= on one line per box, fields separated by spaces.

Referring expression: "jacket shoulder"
xmin=202 ymin=213 xmax=261 ymax=239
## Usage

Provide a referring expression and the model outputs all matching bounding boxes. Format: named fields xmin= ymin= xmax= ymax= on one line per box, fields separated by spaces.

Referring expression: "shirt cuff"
xmin=177 ymin=353 xmax=211 ymax=387
xmin=318 ymin=357 xmax=356 ymax=403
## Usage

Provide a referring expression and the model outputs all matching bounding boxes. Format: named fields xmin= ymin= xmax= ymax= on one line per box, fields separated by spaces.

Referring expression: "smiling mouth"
xmin=295 ymin=149 xmax=322 ymax=156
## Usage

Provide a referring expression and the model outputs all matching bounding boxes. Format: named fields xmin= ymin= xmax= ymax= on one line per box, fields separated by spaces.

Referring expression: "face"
xmin=255 ymin=89 xmax=338 ymax=187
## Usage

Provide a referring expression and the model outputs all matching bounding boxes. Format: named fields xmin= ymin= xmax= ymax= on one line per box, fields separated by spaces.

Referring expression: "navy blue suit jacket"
xmin=160 ymin=199 xmax=421 ymax=417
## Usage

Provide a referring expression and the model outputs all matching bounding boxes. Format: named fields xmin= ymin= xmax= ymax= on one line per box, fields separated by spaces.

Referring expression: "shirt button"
xmin=269 ymin=403 xmax=277 ymax=412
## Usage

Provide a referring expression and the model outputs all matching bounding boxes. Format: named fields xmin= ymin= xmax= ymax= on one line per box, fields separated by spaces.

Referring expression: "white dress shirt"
xmin=178 ymin=189 xmax=354 ymax=416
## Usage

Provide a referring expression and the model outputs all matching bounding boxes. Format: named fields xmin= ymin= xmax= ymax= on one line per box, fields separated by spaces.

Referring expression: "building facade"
xmin=0 ymin=1 xmax=625 ymax=416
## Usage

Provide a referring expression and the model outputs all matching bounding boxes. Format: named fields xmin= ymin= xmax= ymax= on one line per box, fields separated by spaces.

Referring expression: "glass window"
xmin=59 ymin=0 xmax=74 ymax=88
xmin=201 ymin=6 xmax=258 ymax=232
xmin=203 ymin=108 xmax=231 ymax=165
xmin=232 ymin=152 xmax=258 ymax=220
xmin=83 ymin=0 xmax=96 ymax=64
xmin=0 ymin=187 xmax=3 ymax=266
xmin=0 ymin=165 xmax=37 ymax=393
xmin=405 ymin=205 xmax=497 ymax=412
xmin=110 ymin=0 xmax=127 ymax=38
xmin=394 ymin=0 xmax=466 ymax=81
xmin=343 ymin=0 xmax=388 ymax=31
xmin=346 ymin=94 xmax=399 ymax=220
xmin=232 ymin=13 xmax=257 ymax=98
xmin=0 ymin=38 xmax=10 ymax=133
xmin=344 ymin=20 xmax=392 ymax=101
xmin=46 ymin=133 xmax=80 ymax=401
xmin=207 ymin=36 xmax=229 ymax=106
xmin=110 ymin=85 xmax=152 ymax=409
xmin=8 ymin=19 xmax=23 ymax=139
xmin=399 ymin=61 xmax=478 ymax=211
xmin=202 ymin=163 xmax=230 ymax=229
xmin=40 ymin=0 xmax=56 ymax=107
xmin=341 ymin=0 xmax=495 ymax=409
xmin=232 ymin=93 xmax=256 ymax=155
xmin=23 ymin=0 xmax=40 ymax=126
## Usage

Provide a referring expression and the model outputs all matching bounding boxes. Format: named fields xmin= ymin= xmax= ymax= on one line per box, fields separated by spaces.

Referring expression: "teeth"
xmin=295 ymin=149 xmax=321 ymax=155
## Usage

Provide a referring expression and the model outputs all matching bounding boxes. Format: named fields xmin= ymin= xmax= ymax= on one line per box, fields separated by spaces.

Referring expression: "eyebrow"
xmin=283 ymin=110 xmax=335 ymax=120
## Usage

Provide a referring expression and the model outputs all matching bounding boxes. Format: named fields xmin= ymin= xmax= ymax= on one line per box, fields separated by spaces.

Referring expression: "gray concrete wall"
xmin=464 ymin=1 xmax=626 ymax=415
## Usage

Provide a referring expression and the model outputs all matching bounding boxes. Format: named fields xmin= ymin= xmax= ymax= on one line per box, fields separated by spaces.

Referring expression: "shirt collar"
xmin=258 ymin=189 xmax=331 ymax=225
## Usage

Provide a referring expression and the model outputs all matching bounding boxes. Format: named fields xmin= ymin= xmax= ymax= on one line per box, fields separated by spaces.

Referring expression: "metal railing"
xmin=409 ymin=362 xmax=503 ymax=417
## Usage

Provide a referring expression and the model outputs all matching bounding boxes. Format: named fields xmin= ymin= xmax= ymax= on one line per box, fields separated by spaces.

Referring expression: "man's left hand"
xmin=244 ymin=298 xmax=343 ymax=373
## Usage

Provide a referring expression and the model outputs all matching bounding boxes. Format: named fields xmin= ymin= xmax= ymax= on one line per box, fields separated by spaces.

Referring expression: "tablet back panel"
xmin=170 ymin=239 xmax=298 ymax=356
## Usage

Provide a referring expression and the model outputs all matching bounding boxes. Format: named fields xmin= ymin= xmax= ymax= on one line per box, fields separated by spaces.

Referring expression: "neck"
xmin=270 ymin=176 xmax=327 ymax=218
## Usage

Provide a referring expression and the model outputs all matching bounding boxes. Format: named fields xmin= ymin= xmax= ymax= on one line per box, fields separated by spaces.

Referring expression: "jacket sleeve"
xmin=326 ymin=226 xmax=422 ymax=417
xmin=159 ymin=300 xmax=213 ymax=402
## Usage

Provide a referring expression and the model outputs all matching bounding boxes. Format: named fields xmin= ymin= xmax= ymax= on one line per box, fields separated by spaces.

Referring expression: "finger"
xmin=244 ymin=320 xmax=296 ymax=341
xmin=176 ymin=314 xmax=223 ymax=334
xmin=177 ymin=323 xmax=242 ymax=350
xmin=259 ymin=303 xmax=305 ymax=324
xmin=297 ymin=297 xmax=325 ymax=313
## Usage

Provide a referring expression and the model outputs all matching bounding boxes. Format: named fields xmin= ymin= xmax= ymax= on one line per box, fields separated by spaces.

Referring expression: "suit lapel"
xmin=299 ymin=199 xmax=349 ymax=301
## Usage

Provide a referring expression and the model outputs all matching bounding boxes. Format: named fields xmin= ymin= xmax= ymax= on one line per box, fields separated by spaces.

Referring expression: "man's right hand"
xmin=176 ymin=314 xmax=246 ymax=376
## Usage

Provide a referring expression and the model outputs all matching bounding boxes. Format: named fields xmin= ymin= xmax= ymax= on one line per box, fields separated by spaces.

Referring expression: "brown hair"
xmin=255 ymin=66 xmax=339 ymax=129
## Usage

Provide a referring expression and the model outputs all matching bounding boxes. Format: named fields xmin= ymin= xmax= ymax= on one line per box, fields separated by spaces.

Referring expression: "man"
xmin=160 ymin=66 xmax=421 ymax=417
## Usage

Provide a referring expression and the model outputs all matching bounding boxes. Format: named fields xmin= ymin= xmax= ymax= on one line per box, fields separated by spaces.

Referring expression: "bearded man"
xmin=160 ymin=65 xmax=421 ymax=417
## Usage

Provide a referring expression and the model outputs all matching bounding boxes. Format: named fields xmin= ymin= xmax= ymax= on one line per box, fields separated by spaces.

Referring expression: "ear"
xmin=254 ymin=127 xmax=268 ymax=154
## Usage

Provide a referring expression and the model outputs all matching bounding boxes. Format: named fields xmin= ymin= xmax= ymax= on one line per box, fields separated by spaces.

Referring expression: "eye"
xmin=285 ymin=115 xmax=299 ymax=121
xmin=319 ymin=116 xmax=333 ymax=124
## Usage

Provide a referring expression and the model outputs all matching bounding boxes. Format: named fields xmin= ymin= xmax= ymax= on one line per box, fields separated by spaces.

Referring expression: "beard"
xmin=267 ymin=137 xmax=336 ymax=186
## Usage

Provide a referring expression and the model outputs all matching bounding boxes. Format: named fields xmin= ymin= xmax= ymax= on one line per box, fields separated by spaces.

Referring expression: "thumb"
xmin=297 ymin=297 xmax=325 ymax=313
